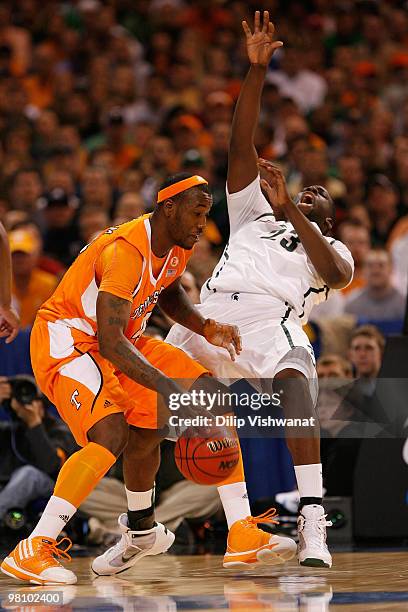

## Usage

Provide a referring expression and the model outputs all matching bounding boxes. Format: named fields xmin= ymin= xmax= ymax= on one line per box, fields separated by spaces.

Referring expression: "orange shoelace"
xmin=39 ymin=537 xmax=73 ymax=564
xmin=242 ymin=508 xmax=279 ymax=528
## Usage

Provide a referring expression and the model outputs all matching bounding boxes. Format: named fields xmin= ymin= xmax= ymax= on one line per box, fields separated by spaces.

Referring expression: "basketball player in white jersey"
xmin=166 ymin=11 xmax=354 ymax=567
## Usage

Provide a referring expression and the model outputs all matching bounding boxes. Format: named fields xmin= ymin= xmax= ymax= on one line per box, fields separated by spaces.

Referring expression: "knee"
xmin=274 ymin=368 xmax=308 ymax=392
xmin=88 ymin=413 xmax=129 ymax=458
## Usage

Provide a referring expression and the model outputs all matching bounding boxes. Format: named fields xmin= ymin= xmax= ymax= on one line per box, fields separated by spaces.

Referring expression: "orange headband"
xmin=157 ymin=175 xmax=208 ymax=203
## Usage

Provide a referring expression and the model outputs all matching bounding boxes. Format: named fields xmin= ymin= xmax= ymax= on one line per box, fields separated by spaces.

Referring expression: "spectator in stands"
xmin=367 ymin=175 xmax=400 ymax=246
xmin=337 ymin=155 xmax=366 ymax=210
xmin=342 ymin=325 xmax=389 ymax=438
xmin=38 ymin=188 xmax=80 ymax=266
xmin=316 ymin=354 xmax=353 ymax=379
xmin=338 ymin=220 xmax=371 ymax=296
xmin=345 ymin=249 xmax=405 ymax=323
xmin=86 ymin=107 xmax=139 ymax=174
xmin=0 ymin=376 xmax=76 ymax=528
xmin=81 ymin=166 xmax=114 ymax=214
xmin=9 ymin=168 xmax=43 ymax=214
xmin=113 ymin=192 xmax=145 ymax=225
xmin=9 ymin=228 xmax=58 ymax=327
xmin=267 ymin=46 xmax=327 ymax=113
xmin=348 ymin=325 xmax=385 ymax=381
xmin=78 ymin=207 xmax=110 ymax=249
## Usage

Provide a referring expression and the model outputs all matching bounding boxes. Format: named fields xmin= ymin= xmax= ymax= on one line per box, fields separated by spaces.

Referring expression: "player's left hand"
xmin=259 ymin=159 xmax=292 ymax=210
xmin=0 ymin=305 xmax=20 ymax=344
xmin=203 ymin=319 xmax=242 ymax=361
xmin=243 ymin=10 xmax=283 ymax=67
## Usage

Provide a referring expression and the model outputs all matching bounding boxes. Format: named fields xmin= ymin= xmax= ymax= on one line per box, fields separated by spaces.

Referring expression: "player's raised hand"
xmin=242 ymin=10 xmax=283 ymax=67
xmin=203 ymin=319 xmax=242 ymax=361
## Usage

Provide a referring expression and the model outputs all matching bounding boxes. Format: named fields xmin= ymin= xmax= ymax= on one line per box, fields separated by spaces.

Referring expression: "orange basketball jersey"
xmin=37 ymin=214 xmax=191 ymax=355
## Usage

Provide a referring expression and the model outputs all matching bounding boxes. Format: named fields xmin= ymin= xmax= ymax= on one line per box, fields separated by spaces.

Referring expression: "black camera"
xmin=7 ymin=376 xmax=39 ymax=405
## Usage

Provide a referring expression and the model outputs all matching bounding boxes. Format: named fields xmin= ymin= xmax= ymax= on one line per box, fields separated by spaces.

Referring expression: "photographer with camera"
xmin=0 ymin=375 xmax=76 ymax=530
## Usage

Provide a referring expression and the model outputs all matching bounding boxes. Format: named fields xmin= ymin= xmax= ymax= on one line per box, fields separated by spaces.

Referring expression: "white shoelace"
xmin=299 ymin=514 xmax=332 ymax=549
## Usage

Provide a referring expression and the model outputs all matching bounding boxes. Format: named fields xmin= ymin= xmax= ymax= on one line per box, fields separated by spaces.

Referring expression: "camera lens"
xmin=10 ymin=378 xmax=38 ymax=405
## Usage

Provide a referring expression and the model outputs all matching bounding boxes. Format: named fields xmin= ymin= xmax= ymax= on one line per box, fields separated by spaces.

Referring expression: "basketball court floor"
xmin=1 ymin=550 xmax=408 ymax=610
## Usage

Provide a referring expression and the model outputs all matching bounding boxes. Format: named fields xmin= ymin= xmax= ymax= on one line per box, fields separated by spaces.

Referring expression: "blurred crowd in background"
xmin=1 ymin=0 xmax=408 ymax=541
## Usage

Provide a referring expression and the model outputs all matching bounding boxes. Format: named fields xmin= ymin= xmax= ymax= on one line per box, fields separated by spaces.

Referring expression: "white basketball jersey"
xmin=201 ymin=176 xmax=354 ymax=323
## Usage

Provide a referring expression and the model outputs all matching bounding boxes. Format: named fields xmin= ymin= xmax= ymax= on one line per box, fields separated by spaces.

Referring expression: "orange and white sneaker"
xmin=223 ymin=508 xmax=297 ymax=569
xmin=1 ymin=536 xmax=77 ymax=585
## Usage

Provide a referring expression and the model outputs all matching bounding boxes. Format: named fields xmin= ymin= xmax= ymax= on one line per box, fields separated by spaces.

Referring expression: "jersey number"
xmin=261 ymin=228 xmax=301 ymax=252
xmin=280 ymin=234 xmax=301 ymax=252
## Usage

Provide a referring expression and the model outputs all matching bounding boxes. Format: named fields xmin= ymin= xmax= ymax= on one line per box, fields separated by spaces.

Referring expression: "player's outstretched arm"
xmin=159 ymin=279 xmax=242 ymax=361
xmin=228 ymin=10 xmax=282 ymax=194
xmin=0 ymin=221 xmax=20 ymax=343
xmin=262 ymin=165 xmax=352 ymax=289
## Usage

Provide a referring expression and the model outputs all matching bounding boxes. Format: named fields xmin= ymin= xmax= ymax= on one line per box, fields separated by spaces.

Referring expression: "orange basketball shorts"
xmin=30 ymin=319 xmax=209 ymax=447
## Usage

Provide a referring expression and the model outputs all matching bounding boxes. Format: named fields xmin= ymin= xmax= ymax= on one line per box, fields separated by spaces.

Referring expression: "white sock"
xmin=218 ymin=481 xmax=251 ymax=528
xmin=30 ymin=495 xmax=77 ymax=540
xmin=294 ymin=464 xmax=323 ymax=500
xmin=125 ymin=486 xmax=155 ymax=511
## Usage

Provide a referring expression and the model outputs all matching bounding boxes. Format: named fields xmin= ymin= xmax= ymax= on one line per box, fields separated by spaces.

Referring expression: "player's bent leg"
xmin=192 ymin=375 xmax=296 ymax=567
xmin=1 ymin=414 xmax=128 ymax=585
xmin=274 ymin=368 xmax=332 ymax=568
xmin=92 ymin=427 xmax=174 ymax=576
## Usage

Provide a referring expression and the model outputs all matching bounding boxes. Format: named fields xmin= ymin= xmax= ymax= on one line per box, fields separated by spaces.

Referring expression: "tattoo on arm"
xmin=97 ymin=291 xmax=167 ymax=392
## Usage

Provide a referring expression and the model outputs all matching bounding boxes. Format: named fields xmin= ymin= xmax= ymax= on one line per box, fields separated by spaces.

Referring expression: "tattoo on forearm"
xmin=108 ymin=317 xmax=126 ymax=326
xmin=114 ymin=337 xmax=162 ymax=390
xmin=98 ymin=292 xmax=166 ymax=392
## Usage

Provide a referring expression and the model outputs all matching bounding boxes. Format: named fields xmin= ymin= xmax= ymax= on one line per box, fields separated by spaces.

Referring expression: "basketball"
xmin=174 ymin=431 xmax=240 ymax=485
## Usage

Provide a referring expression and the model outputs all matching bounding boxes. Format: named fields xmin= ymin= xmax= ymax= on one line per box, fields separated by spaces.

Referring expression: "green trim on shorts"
xmin=280 ymin=322 xmax=295 ymax=350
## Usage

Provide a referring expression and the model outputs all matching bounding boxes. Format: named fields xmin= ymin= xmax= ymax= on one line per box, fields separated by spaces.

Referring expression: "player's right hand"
xmin=203 ymin=318 xmax=242 ymax=361
xmin=243 ymin=10 xmax=283 ymax=67
xmin=0 ymin=305 xmax=20 ymax=344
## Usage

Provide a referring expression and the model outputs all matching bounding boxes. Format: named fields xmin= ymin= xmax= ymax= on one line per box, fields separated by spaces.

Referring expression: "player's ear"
xmin=325 ymin=217 xmax=334 ymax=233
xmin=162 ymin=198 xmax=177 ymax=217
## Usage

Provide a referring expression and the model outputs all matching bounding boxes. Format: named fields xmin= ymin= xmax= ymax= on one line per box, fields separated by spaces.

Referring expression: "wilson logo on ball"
xmin=207 ymin=438 xmax=239 ymax=454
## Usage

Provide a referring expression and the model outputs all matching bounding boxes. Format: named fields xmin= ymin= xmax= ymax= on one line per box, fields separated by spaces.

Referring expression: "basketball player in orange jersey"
xmin=1 ymin=174 xmax=248 ymax=585
xmin=0 ymin=220 xmax=20 ymax=343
